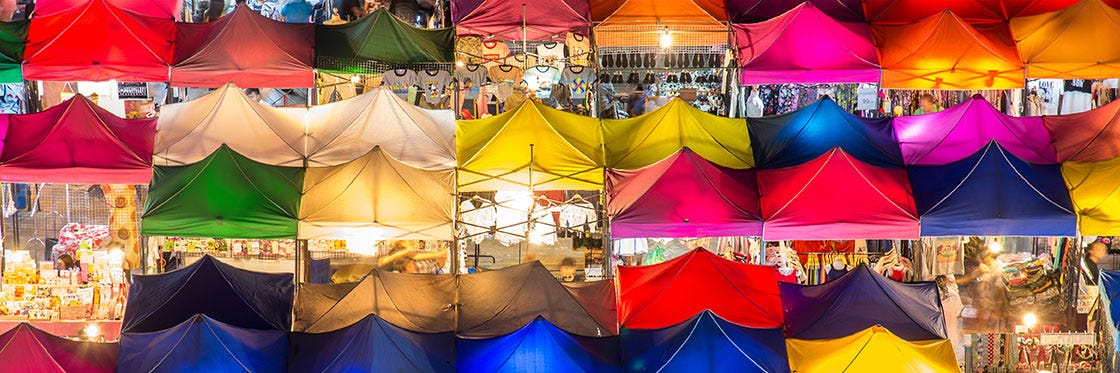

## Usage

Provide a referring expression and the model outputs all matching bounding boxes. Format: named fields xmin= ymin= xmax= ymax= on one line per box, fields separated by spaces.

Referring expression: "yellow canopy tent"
xmin=1012 ymin=0 xmax=1120 ymax=79
xmin=457 ymin=100 xmax=604 ymax=191
xmin=1063 ymin=158 xmax=1120 ymax=235
xmin=603 ymin=98 xmax=753 ymax=170
xmin=299 ymin=147 xmax=455 ymax=240
xmin=787 ymin=326 xmax=959 ymax=373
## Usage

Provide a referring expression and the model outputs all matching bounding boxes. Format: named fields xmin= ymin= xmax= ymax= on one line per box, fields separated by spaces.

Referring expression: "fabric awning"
xmin=620 ymin=311 xmax=790 ymax=372
xmin=34 ymin=0 xmax=184 ymax=19
xmin=787 ymin=326 xmax=958 ymax=373
xmin=1044 ymin=98 xmax=1120 ymax=162
xmin=0 ymin=20 xmax=26 ymax=83
xmin=0 ymin=323 xmax=118 ymax=373
xmin=453 ymin=0 xmax=590 ymax=40
xmin=863 ymin=0 xmax=1078 ymax=24
xmin=727 ymin=0 xmax=864 ymax=23
xmin=289 ymin=315 xmax=455 ymax=373
xmin=1013 ymin=0 xmax=1120 ymax=79
xmin=602 ymin=98 xmax=753 ymax=170
xmin=1062 ymin=158 xmax=1120 ymax=235
xmin=893 ymin=95 xmax=1056 ymax=165
xmin=748 ymin=97 xmax=902 ymax=169
xmin=316 ymin=9 xmax=454 ymax=70
xmin=456 ymin=318 xmax=621 ymax=371
xmin=293 ymin=269 xmax=455 ymax=334
xmin=118 ymin=315 xmax=288 ymax=373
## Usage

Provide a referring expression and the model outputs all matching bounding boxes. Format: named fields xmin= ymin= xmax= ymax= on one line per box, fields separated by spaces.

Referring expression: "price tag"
xmin=857 ymin=88 xmax=879 ymax=111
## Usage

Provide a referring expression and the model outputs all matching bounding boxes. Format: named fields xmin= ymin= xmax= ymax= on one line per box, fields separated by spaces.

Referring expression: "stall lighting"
xmin=346 ymin=236 xmax=379 ymax=256
xmin=350 ymin=75 xmax=361 ymax=84
xmin=1023 ymin=312 xmax=1038 ymax=329
xmin=659 ymin=29 xmax=672 ymax=49
xmin=81 ymin=324 xmax=100 ymax=340
xmin=456 ymin=61 xmax=465 ymax=67
xmin=987 ymin=238 xmax=1002 ymax=253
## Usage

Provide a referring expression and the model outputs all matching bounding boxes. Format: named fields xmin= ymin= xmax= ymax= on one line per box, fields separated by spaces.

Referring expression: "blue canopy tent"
xmin=909 ymin=141 xmax=1076 ymax=236
xmin=456 ymin=317 xmax=622 ymax=372
xmin=780 ymin=264 xmax=946 ymax=341
xmin=748 ymin=97 xmax=902 ymax=169
xmin=122 ymin=255 xmax=294 ymax=333
xmin=1101 ymin=270 xmax=1120 ymax=362
xmin=117 ymin=315 xmax=288 ymax=372
xmin=619 ymin=311 xmax=789 ymax=373
xmin=289 ymin=314 xmax=454 ymax=373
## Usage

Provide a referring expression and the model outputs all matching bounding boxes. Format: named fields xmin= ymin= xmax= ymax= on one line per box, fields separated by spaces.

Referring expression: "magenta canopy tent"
xmin=893 ymin=95 xmax=1056 ymax=165
xmin=735 ymin=2 xmax=879 ymax=84
xmin=727 ymin=0 xmax=865 ymax=23
xmin=606 ymin=148 xmax=762 ymax=238
xmin=452 ymin=0 xmax=590 ymax=40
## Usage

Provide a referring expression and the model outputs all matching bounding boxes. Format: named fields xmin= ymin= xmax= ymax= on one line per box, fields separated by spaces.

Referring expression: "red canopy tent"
xmin=0 ymin=94 xmax=155 ymax=184
xmin=0 ymin=323 xmax=118 ymax=373
xmin=172 ymin=6 xmax=314 ymax=88
xmin=863 ymin=0 xmax=1080 ymax=24
xmin=1045 ymin=98 xmax=1120 ymax=162
xmin=24 ymin=0 xmax=174 ymax=82
xmin=34 ymin=0 xmax=184 ymax=19
xmin=452 ymin=0 xmax=590 ymax=40
xmin=758 ymin=148 xmax=919 ymax=240
xmin=617 ymin=248 xmax=783 ymax=329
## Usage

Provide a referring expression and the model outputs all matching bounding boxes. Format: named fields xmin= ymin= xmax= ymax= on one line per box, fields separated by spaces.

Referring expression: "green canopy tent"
xmin=0 ymin=20 xmax=26 ymax=83
xmin=142 ymin=145 xmax=304 ymax=239
xmin=315 ymin=9 xmax=454 ymax=73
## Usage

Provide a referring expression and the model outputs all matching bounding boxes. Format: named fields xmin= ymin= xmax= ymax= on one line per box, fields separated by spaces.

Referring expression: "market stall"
xmin=289 ymin=314 xmax=455 ymax=373
xmin=893 ymin=95 xmax=1056 ymax=165
xmin=602 ymin=98 xmax=753 ymax=170
xmin=117 ymin=315 xmax=287 ymax=372
xmin=0 ymin=323 xmax=118 ymax=373
xmin=293 ymin=269 xmax=455 ymax=334
xmin=620 ymin=310 xmax=789 ymax=373
xmin=453 ymin=0 xmax=589 ymax=41
xmin=747 ymin=97 xmax=901 ymax=169
xmin=1012 ymin=0 xmax=1120 ymax=79
xmin=786 ymin=326 xmax=958 ymax=373
xmin=456 ymin=317 xmax=621 ymax=372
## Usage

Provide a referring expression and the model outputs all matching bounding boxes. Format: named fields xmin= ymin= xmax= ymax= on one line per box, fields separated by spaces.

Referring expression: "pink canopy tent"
xmin=863 ymin=0 xmax=1080 ymax=24
xmin=452 ymin=0 xmax=590 ymax=40
xmin=727 ymin=0 xmax=864 ymax=23
xmin=734 ymin=2 xmax=878 ymax=84
xmin=606 ymin=148 xmax=761 ymax=238
xmin=894 ymin=95 xmax=1056 ymax=165
xmin=0 ymin=95 xmax=155 ymax=184
xmin=34 ymin=0 xmax=184 ymax=19
xmin=0 ymin=323 xmax=119 ymax=373
xmin=172 ymin=6 xmax=314 ymax=88
xmin=1044 ymin=97 xmax=1120 ymax=162
xmin=759 ymin=148 xmax=919 ymax=240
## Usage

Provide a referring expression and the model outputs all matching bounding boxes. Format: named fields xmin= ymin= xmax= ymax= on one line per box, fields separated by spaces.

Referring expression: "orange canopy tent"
xmin=1012 ymin=0 xmax=1120 ymax=79
xmin=592 ymin=0 xmax=727 ymax=47
xmin=872 ymin=10 xmax=1025 ymax=89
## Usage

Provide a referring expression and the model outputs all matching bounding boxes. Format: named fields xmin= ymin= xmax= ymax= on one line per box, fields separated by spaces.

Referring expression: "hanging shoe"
xmin=627 ymin=72 xmax=640 ymax=84
xmin=611 ymin=73 xmax=623 ymax=84
xmin=644 ymin=53 xmax=656 ymax=68
xmin=692 ymin=53 xmax=705 ymax=68
xmin=617 ymin=54 xmax=628 ymax=68
xmin=681 ymin=72 xmax=692 ymax=84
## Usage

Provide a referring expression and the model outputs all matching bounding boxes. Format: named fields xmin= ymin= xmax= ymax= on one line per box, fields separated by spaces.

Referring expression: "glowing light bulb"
xmin=1022 ymin=312 xmax=1038 ymax=329
xmin=659 ymin=29 xmax=672 ymax=49
xmin=988 ymin=239 xmax=1002 ymax=253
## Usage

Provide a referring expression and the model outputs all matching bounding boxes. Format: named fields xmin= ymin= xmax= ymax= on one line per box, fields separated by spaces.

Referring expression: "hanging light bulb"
xmin=988 ymin=237 xmax=1003 ymax=253
xmin=659 ymin=28 xmax=673 ymax=49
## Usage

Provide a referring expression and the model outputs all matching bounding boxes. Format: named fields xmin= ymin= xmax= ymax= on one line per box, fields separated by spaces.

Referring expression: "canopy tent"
xmin=118 ymin=315 xmax=287 ymax=373
xmin=305 ymin=86 xmax=456 ymax=169
xmin=0 ymin=94 xmax=155 ymax=184
xmin=786 ymin=326 xmax=958 ymax=373
xmin=458 ymin=261 xmax=614 ymax=338
xmin=24 ymin=0 xmax=174 ymax=82
xmin=154 ymin=83 xmax=307 ymax=166
xmin=122 ymin=255 xmax=294 ymax=333
xmin=317 ymin=9 xmax=454 ymax=71
xmin=1062 ymin=158 xmax=1120 ymax=235
xmin=0 ymin=20 xmax=27 ymax=83
xmin=871 ymin=11 xmax=1025 ymax=89
xmin=758 ymin=148 xmax=920 ymax=240
xmin=591 ymin=0 xmax=726 ymax=22
xmin=289 ymin=315 xmax=455 ymax=373
xmin=1045 ymin=98 xmax=1120 ymax=162
xmin=618 ymin=248 xmax=782 ymax=329
xmin=780 ymin=264 xmax=946 ymax=341
xmin=293 ymin=270 xmax=455 ymax=334
xmin=171 ymin=5 xmax=314 ymax=88
xmin=142 ymin=145 xmax=304 ymax=239
xmin=602 ymin=98 xmax=752 ymax=170
xmin=748 ymin=97 xmax=901 ymax=169
xmin=893 ymin=95 xmax=1056 ymax=165
xmin=34 ymin=0 xmax=184 ymax=19
xmin=727 ymin=0 xmax=864 ymax=23
xmin=457 ymin=100 xmax=604 ymax=191
xmin=606 ymin=149 xmax=762 ymax=238
xmin=564 ymin=280 xmax=619 ymax=336
xmin=0 ymin=323 xmax=118 ymax=373
xmin=452 ymin=0 xmax=590 ymax=40
xmin=456 ymin=317 xmax=621 ymax=372
xmin=1013 ymin=0 xmax=1120 ymax=78
xmin=1101 ymin=270 xmax=1120 ymax=358
xmin=591 ymin=0 xmax=727 ymax=47
xmin=620 ymin=311 xmax=789 ymax=373
xmin=863 ymin=0 xmax=1079 ymax=24
xmin=734 ymin=3 xmax=879 ymax=84
xmin=910 ymin=142 xmax=1076 ymax=236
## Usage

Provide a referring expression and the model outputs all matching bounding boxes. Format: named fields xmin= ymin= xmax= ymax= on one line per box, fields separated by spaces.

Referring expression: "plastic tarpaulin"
xmin=734 ymin=3 xmax=879 ymax=84
xmin=591 ymin=0 xmax=725 ymax=22
xmin=780 ymin=264 xmax=946 ymax=341
xmin=0 ymin=20 xmax=27 ymax=83
xmin=602 ymin=98 xmax=753 ymax=169
xmin=786 ymin=326 xmax=958 ymax=373
xmin=894 ymin=95 xmax=1056 ymax=165
xmin=305 ymin=86 xmax=456 ymax=169
xmin=1062 ymin=158 xmax=1120 ymax=235
xmin=910 ymin=142 xmax=1076 ymax=236
xmin=863 ymin=0 xmax=1078 ymax=24
xmin=24 ymin=0 xmax=174 ymax=82
xmin=748 ymin=97 xmax=902 ymax=169
xmin=1013 ymin=0 xmax=1120 ymax=78
xmin=118 ymin=315 xmax=287 ymax=373
xmin=0 ymin=94 xmax=155 ymax=184
xmin=293 ymin=270 xmax=455 ymax=334
xmin=316 ymin=9 xmax=454 ymax=68
xmin=457 ymin=100 xmax=604 ymax=191
xmin=871 ymin=11 xmax=1024 ymax=89
xmin=142 ymin=145 xmax=304 ymax=239
xmin=456 ymin=317 xmax=621 ymax=372
xmin=0 ymin=323 xmax=118 ymax=373
xmin=620 ymin=311 xmax=789 ymax=373
xmin=123 ymin=255 xmax=294 ymax=333
xmin=453 ymin=0 xmax=589 ymax=40
xmin=154 ymin=83 xmax=307 ymax=166
xmin=458 ymin=261 xmax=614 ymax=338
xmin=606 ymin=149 xmax=762 ymax=238
xmin=1100 ymin=270 xmax=1120 ymax=356
xmin=1045 ymin=98 xmax=1120 ymax=162
xmin=618 ymin=248 xmax=783 ymax=329
xmin=564 ymin=280 xmax=619 ymax=336
xmin=727 ymin=0 xmax=864 ymax=23
xmin=172 ymin=5 xmax=314 ymax=88
xmin=289 ymin=315 xmax=455 ymax=373
xmin=759 ymin=149 xmax=920 ymax=240
xmin=34 ymin=0 xmax=184 ymax=19
xmin=300 ymin=147 xmax=455 ymax=241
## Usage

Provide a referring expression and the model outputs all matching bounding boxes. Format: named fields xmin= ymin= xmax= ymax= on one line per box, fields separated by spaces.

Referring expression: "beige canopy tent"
xmin=293 ymin=270 xmax=456 ymax=334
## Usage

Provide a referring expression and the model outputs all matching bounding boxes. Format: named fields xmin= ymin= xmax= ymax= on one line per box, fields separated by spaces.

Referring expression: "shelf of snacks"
xmin=0 ymin=247 xmax=128 ymax=322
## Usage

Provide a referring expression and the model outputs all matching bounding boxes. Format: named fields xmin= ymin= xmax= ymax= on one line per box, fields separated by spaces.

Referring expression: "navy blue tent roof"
xmin=456 ymin=317 xmax=622 ymax=372
xmin=122 ymin=255 xmax=294 ymax=333
xmin=289 ymin=314 xmax=454 ymax=373
xmin=1101 ymin=270 xmax=1120 ymax=354
xmin=117 ymin=314 xmax=288 ymax=372
xmin=620 ymin=311 xmax=789 ymax=373
xmin=748 ymin=97 xmax=902 ymax=169
xmin=909 ymin=141 xmax=1075 ymax=236
xmin=780 ymin=264 xmax=946 ymax=341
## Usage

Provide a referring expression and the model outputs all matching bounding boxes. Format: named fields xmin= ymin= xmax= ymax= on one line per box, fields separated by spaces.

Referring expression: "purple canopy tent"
xmin=893 ymin=95 xmax=1056 ymax=165
xmin=727 ymin=0 xmax=864 ymax=24
xmin=452 ymin=0 xmax=590 ymax=40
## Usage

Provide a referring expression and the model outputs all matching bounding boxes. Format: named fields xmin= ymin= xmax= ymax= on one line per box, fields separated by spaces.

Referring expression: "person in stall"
xmin=245 ymin=88 xmax=273 ymax=107
xmin=914 ymin=93 xmax=942 ymax=114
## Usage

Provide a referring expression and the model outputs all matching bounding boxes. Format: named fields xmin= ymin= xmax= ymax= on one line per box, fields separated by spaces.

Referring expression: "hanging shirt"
xmin=488 ymin=65 xmax=524 ymax=101
xmin=614 ymin=238 xmax=649 ymax=256
xmin=561 ymin=66 xmax=594 ymax=100
xmin=480 ymin=40 xmax=511 ymax=61
xmin=417 ymin=70 xmax=451 ymax=104
xmin=382 ymin=69 xmax=416 ymax=99
xmin=523 ymin=66 xmax=561 ymax=99
xmin=455 ymin=64 xmax=489 ymax=100
xmin=280 ymin=0 xmax=313 ymax=22
xmin=565 ymin=32 xmax=591 ymax=66
xmin=536 ymin=41 xmax=566 ymax=68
